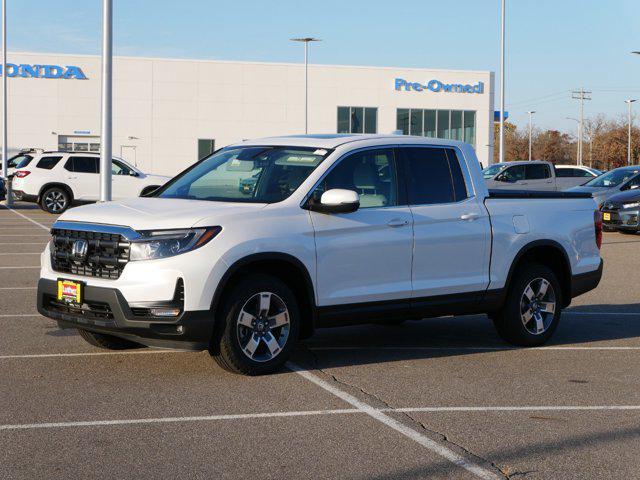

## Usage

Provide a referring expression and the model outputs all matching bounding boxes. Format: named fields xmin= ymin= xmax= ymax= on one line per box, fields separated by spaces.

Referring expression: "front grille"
xmin=51 ymin=228 xmax=131 ymax=279
xmin=43 ymin=294 xmax=115 ymax=321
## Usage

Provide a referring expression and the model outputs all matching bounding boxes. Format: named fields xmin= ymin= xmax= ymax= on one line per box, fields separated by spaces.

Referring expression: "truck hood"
xmin=605 ymin=189 xmax=640 ymax=204
xmin=58 ymin=197 xmax=267 ymax=231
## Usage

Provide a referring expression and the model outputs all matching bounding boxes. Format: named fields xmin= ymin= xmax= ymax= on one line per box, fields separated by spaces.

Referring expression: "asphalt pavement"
xmin=1 ymin=203 xmax=639 ymax=479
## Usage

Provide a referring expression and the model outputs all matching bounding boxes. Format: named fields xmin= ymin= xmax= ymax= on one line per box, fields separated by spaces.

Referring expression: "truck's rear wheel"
xmin=211 ymin=274 xmax=300 ymax=375
xmin=77 ymin=329 xmax=141 ymax=350
xmin=492 ymin=263 xmax=561 ymax=347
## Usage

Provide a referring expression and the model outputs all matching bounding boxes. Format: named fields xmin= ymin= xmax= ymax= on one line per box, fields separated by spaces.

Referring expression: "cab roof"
xmin=234 ymin=134 xmax=467 ymax=150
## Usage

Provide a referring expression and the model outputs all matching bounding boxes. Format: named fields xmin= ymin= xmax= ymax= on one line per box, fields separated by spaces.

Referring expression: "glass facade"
xmin=396 ymin=109 xmax=477 ymax=146
xmin=337 ymin=107 xmax=378 ymax=134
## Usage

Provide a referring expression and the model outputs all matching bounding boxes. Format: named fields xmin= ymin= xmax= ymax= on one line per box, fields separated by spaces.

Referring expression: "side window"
xmin=627 ymin=175 xmax=640 ymax=189
xmin=403 ymin=147 xmax=456 ymax=205
xmin=67 ymin=156 xmax=99 ymax=174
xmin=500 ymin=165 xmax=525 ymax=182
xmin=555 ymin=168 xmax=571 ymax=178
xmin=112 ymin=160 xmax=132 ymax=176
xmin=525 ymin=164 xmax=550 ymax=180
xmin=445 ymin=148 xmax=469 ymax=202
xmin=35 ymin=156 xmax=62 ymax=170
xmin=314 ymin=148 xmax=397 ymax=208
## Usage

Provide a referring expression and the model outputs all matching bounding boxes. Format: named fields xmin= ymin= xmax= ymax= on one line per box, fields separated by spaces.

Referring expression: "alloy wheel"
xmin=44 ymin=191 xmax=66 ymax=213
xmin=520 ymin=277 xmax=556 ymax=335
xmin=236 ymin=291 xmax=290 ymax=362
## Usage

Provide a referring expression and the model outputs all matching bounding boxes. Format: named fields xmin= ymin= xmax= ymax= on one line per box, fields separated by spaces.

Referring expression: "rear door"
xmin=401 ymin=146 xmax=490 ymax=301
xmin=522 ymin=163 xmax=555 ymax=190
xmin=490 ymin=164 xmax=526 ymax=189
xmin=64 ymin=156 xmax=100 ymax=200
xmin=309 ymin=147 xmax=414 ymax=309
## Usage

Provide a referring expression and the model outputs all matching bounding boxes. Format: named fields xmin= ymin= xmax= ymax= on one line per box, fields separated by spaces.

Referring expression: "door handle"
xmin=387 ymin=218 xmax=409 ymax=227
xmin=68 ymin=176 xmax=77 ymax=179
xmin=460 ymin=213 xmax=479 ymax=221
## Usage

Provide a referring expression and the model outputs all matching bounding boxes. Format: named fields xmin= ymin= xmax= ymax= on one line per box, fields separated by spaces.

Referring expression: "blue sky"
xmin=8 ymin=0 xmax=640 ymax=134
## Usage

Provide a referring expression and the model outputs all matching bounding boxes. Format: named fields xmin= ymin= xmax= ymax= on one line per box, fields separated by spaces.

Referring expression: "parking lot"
xmin=1 ymin=203 xmax=639 ymax=479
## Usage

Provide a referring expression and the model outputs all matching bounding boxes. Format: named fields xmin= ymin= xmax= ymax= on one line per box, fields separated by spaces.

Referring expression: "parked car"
xmin=600 ymin=188 xmax=640 ymax=233
xmin=11 ymin=151 xmax=171 ymax=213
xmin=484 ymin=160 xmax=600 ymax=191
xmin=0 ymin=176 xmax=5 ymax=201
xmin=37 ymin=134 xmax=603 ymax=375
xmin=568 ymin=166 xmax=640 ymax=208
xmin=5 ymin=149 xmax=43 ymax=176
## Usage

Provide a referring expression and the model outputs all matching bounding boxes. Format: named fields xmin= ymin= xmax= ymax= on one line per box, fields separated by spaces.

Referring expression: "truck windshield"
xmin=583 ymin=169 xmax=640 ymax=188
xmin=157 ymin=146 xmax=331 ymax=203
xmin=482 ymin=164 xmax=506 ymax=179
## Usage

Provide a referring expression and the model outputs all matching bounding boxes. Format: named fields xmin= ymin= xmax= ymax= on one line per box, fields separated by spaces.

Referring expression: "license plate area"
xmin=57 ymin=279 xmax=83 ymax=304
xmin=603 ymin=212 xmax=611 ymax=221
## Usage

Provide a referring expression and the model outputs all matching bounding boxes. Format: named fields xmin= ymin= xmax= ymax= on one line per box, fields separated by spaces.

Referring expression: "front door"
xmin=309 ymin=148 xmax=413 ymax=308
xmin=110 ymin=159 xmax=140 ymax=200
xmin=400 ymin=146 xmax=490 ymax=300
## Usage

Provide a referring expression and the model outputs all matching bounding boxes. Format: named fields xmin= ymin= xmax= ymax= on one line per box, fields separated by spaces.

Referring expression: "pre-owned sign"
xmin=0 ymin=64 xmax=87 ymax=79
xmin=395 ymin=78 xmax=483 ymax=94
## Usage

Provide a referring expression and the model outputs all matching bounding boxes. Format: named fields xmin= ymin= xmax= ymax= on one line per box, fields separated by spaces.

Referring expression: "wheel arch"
xmin=38 ymin=182 xmax=74 ymax=203
xmin=503 ymin=240 xmax=572 ymax=308
xmin=211 ymin=253 xmax=317 ymax=340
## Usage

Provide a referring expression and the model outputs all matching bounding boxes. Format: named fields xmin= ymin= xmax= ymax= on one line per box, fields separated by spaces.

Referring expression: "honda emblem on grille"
xmin=71 ymin=239 xmax=88 ymax=261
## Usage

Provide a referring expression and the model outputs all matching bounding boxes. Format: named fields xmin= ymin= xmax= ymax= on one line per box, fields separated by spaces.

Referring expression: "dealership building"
xmin=3 ymin=52 xmax=495 ymax=175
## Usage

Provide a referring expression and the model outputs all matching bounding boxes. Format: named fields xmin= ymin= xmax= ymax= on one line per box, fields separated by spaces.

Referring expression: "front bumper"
xmin=37 ymin=278 xmax=215 ymax=350
xmin=601 ymin=208 xmax=640 ymax=231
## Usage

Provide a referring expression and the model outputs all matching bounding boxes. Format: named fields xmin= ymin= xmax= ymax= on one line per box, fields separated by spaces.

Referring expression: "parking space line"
xmin=393 ymin=405 xmax=640 ymax=413
xmin=287 ymin=362 xmax=501 ymax=480
xmin=0 ymin=207 xmax=51 ymax=231
xmin=0 ymin=350 xmax=186 ymax=359
xmin=0 ymin=408 xmax=361 ymax=432
xmin=0 ymin=266 xmax=40 ymax=269
xmin=0 ymin=253 xmax=40 ymax=255
xmin=310 ymin=345 xmax=640 ymax=351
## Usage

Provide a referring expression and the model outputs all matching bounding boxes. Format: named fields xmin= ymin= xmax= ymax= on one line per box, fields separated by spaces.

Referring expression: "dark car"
xmin=600 ymin=188 xmax=640 ymax=233
xmin=0 ymin=177 xmax=6 ymax=201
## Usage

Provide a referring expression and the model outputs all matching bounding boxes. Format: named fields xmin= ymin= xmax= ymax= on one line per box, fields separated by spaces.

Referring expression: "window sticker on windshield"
xmin=313 ymin=149 xmax=328 ymax=156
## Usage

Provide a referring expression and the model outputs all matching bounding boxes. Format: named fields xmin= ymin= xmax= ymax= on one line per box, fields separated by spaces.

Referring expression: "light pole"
xmin=625 ymin=99 xmax=636 ymax=166
xmin=498 ymin=0 xmax=506 ymax=164
xmin=566 ymin=117 xmax=580 ymax=164
xmin=1 ymin=0 xmax=10 ymax=206
xmin=527 ymin=110 xmax=535 ymax=161
xmin=290 ymin=37 xmax=321 ymax=134
xmin=99 ymin=0 xmax=112 ymax=202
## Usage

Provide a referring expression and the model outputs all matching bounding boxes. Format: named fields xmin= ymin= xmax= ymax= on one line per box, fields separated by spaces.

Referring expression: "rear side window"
xmin=36 ymin=156 xmax=62 ymax=170
xmin=556 ymin=168 xmax=592 ymax=178
xmin=525 ymin=164 xmax=550 ymax=180
xmin=9 ymin=154 xmax=33 ymax=169
xmin=402 ymin=147 xmax=467 ymax=205
xmin=64 ymin=156 xmax=99 ymax=173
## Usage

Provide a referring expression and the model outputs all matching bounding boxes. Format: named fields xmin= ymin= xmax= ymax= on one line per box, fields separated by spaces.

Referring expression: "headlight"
xmin=130 ymin=226 xmax=222 ymax=261
xmin=622 ymin=202 xmax=640 ymax=209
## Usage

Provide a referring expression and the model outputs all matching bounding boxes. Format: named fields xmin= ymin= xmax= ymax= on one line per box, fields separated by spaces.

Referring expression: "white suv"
xmin=11 ymin=152 xmax=170 ymax=213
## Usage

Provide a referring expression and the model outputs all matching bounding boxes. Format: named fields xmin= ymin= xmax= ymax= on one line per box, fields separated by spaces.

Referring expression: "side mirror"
xmin=495 ymin=173 xmax=508 ymax=182
xmin=307 ymin=189 xmax=360 ymax=214
xmin=129 ymin=171 xmax=139 ymax=177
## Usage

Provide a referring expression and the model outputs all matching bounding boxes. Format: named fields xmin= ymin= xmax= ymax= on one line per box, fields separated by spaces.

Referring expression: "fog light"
xmin=150 ymin=307 xmax=181 ymax=317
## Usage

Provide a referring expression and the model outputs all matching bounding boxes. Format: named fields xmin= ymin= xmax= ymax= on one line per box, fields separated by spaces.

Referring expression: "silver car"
xmin=568 ymin=166 xmax=640 ymax=207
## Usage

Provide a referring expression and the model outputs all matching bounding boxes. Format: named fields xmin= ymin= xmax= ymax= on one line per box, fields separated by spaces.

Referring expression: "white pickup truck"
xmin=484 ymin=160 xmax=600 ymax=191
xmin=37 ymin=135 xmax=603 ymax=375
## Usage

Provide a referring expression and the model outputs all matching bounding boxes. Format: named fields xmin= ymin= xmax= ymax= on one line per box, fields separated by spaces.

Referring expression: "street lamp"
xmin=625 ymin=99 xmax=636 ymax=166
xmin=526 ymin=110 xmax=535 ymax=161
xmin=1 ymin=0 xmax=10 ymax=206
xmin=290 ymin=37 xmax=321 ymax=134
xmin=99 ymin=0 xmax=113 ymax=202
xmin=498 ymin=0 xmax=506 ymax=164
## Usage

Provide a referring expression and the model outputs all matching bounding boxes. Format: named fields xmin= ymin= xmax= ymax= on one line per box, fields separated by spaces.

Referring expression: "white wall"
xmin=5 ymin=52 xmax=494 ymax=175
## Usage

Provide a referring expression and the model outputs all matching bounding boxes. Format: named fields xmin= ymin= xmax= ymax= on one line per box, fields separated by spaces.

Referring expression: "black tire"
xmin=211 ymin=274 xmax=300 ymax=375
xmin=40 ymin=186 xmax=70 ymax=214
xmin=492 ymin=263 xmax=562 ymax=347
xmin=77 ymin=328 xmax=142 ymax=350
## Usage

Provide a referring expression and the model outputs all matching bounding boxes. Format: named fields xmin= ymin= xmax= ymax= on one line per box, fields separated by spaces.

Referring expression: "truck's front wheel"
xmin=492 ymin=263 xmax=562 ymax=347
xmin=211 ymin=274 xmax=300 ymax=375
